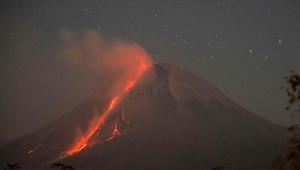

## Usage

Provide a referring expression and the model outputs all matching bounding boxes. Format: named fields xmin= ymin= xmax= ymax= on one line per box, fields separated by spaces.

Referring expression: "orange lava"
xmin=28 ymin=144 xmax=42 ymax=155
xmin=61 ymin=96 xmax=121 ymax=158
xmin=61 ymin=52 xmax=152 ymax=159
xmin=106 ymin=122 xmax=121 ymax=141
xmin=121 ymin=110 xmax=130 ymax=125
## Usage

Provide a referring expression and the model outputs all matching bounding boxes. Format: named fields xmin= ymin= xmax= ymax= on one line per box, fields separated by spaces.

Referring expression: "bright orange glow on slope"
xmin=62 ymin=96 xmax=121 ymax=158
xmin=61 ymin=49 xmax=152 ymax=159
xmin=106 ymin=122 xmax=121 ymax=141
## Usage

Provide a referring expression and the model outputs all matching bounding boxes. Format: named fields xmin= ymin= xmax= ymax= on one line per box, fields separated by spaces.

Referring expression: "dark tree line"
xmin=271 ymin=71 xmax=300 ymax=170
xmin=2 ymin=162 xmax=75 ymax=170
xmin=50 ymin=162 xmax=75 ymax=170
xmin=2 ymin=163 xmax=21 ymax=170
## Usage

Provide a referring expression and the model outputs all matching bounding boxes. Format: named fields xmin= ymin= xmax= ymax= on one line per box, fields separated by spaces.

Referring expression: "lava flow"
xmin=106 ymin=122 xmax=121 ymax=142
xmin=60 ymin=51 xmax=152 ymax=159
xmin=28 ymin=144 xmax=42 ymax=155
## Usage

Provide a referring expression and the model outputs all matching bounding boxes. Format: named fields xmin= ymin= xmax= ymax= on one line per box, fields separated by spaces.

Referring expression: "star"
xmin=210 ymin=56 xmax=215 ymax=62
xmin=264 ymin=56 xmax=269 ymax=61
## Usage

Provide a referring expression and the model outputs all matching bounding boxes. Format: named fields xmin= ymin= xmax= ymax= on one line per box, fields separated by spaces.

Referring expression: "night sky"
xmin=1 ymin=0 xmax=300 ymax=144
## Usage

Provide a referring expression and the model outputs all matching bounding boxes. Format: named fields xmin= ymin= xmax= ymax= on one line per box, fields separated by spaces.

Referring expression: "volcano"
xmin=0 ymin=63 xmax=287 ymax=170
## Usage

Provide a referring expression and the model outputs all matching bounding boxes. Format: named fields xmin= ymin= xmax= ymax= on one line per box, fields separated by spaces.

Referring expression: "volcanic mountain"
xmin=0 ymin=63 xmax=288 ymax=170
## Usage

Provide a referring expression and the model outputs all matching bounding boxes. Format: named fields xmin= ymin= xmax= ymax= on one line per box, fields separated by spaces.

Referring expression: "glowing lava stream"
xmin=28 ymin=144 xmax=42 ymax=155
xmin=106 ymin=122 xmax=121 ymax=142
xmin=60 ymin=63 xmax=150 ymax=159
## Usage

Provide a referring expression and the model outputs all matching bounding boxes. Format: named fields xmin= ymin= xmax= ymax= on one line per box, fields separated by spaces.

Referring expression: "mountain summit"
xmin=0 ymin=63 xmax=287 ymax=170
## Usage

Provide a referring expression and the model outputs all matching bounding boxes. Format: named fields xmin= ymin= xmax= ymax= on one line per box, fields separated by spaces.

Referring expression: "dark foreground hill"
xmin=0 ymin=64 xmax=288 ymax=170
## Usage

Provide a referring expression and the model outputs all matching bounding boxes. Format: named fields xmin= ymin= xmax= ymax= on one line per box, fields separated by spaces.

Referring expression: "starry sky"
xmin=1 ymin=0 xmax=300 ymax=144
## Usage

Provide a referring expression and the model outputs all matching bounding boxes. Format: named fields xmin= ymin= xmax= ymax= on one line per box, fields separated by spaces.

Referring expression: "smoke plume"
xmin=60 ymin=29 xmax=153 ymax=96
